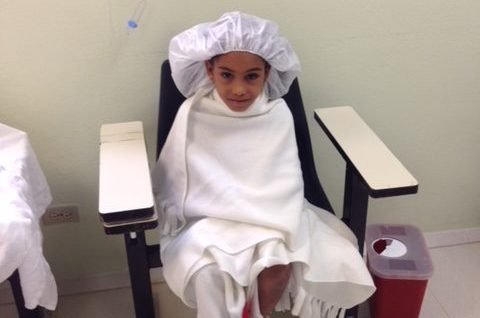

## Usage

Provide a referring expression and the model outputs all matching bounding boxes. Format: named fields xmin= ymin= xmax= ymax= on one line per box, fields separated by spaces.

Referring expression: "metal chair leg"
xmin=124 ymin=231 xmax=157 ymax=318
xmin=7 ymin=270 xmax=42 ymax=318
xmin=343 ymin=163 xmax=371 ymax=318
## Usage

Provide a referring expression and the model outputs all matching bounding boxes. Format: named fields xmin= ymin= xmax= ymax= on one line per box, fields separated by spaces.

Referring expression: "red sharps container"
xmin=366 ymin=224 xmax=434 ymax=318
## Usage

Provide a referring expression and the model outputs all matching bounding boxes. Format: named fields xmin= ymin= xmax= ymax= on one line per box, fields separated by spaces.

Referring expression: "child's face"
xmin=205 ymin=52 xmax=269 ymax=112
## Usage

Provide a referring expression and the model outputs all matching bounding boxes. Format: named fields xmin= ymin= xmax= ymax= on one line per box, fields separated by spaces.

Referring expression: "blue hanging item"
xmin=127 ymin=0 xmax=147 ymax=29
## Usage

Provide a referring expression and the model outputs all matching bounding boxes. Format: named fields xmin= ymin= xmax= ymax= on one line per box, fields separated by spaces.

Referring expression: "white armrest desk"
xmin=315 ymin=106 xmax=418 ymax=197
xmin=314 ymin=106 xmax=418 ymax=255
xmin=99 ymin=121 xmax=158 ymax=233
xmin=315 ymin=106 xmax=418 ymax=318
xmin=98 ymin=122 xmax=160 ymax=318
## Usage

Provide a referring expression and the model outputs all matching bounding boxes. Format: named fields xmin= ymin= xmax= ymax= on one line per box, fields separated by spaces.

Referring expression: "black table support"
xmin=342 ymin=163 xmax=371 ymax=318
xmin=343 ymin=163 xmax=370 ymax=256
xmin=123 ymin=231 xmax=161 ymax=318
xmin=314 ymin=107 xmax=419 ymax=318
xmin=7 ymin=270 xmax=42 ymax=318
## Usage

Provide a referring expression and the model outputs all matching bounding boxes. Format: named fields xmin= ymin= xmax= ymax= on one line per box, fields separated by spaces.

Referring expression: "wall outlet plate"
xmin=42 ymin=204 xmax=80 ymax=225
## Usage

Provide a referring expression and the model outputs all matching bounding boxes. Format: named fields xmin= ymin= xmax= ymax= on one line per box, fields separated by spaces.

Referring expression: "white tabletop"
xmin=98 ymin=121 xmax=155 ymax=218
xmin=314 ymin=106 xmax=418 ymax=196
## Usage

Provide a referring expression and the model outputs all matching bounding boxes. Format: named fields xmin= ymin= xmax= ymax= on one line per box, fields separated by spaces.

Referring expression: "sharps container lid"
xmin=366 ymin=224 xmax=434 ymax=280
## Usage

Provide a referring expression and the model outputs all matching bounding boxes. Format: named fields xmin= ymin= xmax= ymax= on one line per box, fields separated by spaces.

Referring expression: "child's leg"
xmin=190 ymin=264 xmax=245 ymax=318
xmin=257 ymin=264 xmax=292 ymax=317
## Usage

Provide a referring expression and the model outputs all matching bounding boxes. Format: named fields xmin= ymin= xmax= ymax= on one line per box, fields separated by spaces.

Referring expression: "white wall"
xmin=1 ymin=0 xmax=479 ymax=283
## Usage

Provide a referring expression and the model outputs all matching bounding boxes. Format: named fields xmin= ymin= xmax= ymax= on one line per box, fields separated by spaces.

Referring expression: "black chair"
xmin=99 ymin=60 xmax=418 ymax=318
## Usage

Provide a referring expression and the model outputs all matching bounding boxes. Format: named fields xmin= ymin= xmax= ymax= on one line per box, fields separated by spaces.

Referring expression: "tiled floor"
xmin=1 ymin=242 xmax=479 ymax=318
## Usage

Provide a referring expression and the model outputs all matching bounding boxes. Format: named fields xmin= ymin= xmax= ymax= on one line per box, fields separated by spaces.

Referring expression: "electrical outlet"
xmin=42 ymin=204 xmax=80 ymax=225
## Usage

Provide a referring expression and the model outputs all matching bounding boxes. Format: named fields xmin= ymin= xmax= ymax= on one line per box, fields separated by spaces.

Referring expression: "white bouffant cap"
xmin=168 ymin=11 xmax=301 ymax=99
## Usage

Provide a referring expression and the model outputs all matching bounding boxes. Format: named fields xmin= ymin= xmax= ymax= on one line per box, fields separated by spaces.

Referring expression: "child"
xmin=153 ymin=12 xmax=375 ymax=318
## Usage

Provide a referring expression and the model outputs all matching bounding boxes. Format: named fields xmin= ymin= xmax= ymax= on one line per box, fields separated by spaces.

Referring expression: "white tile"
xmin=54 ymin=287 xmax=135 ymax=318
xmin=153 ymin=282 xmax=195 ymax=318
xmin=0 ymin=282 xmax=14 ymax=305
xmin=466 ymin=228 xmax=480 ymax=243
xmin=0 ymin=303 xmax=18 ymax=318
xmin=428 ymin=242 xmax=480 ymax=318
xmin=419 ymin=287 xmax=449 ymax=318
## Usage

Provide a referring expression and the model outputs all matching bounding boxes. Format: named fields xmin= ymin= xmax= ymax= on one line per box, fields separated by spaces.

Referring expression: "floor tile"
xmin=427 ymin=242 xmax=480 ymax=318
xmin=0 ymin=303 xmax=17 ymax=318
xmin=54 ymin=288 xmax=135 ymax=318
xmin=2 ymin=242 xmax=479 ymax=318
xmin=419 ymin=286 xmax=449 ymax=318
xmin=153 ymin=282 xmax=195 ymax=318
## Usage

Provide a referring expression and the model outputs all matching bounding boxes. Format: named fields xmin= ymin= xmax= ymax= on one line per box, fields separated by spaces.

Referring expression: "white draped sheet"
xmin=0 ymin=123 xmax=57 ymax=310
xmin=153 ymin=89 xmax=375 ymax=317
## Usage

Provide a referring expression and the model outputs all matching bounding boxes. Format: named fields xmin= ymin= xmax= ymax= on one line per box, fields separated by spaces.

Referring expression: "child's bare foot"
xmin=257 ymin=264 xmax=292 ymax=316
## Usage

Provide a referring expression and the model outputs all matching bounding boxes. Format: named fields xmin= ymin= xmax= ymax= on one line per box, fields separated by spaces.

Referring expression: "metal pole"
xmin=7 ymin=270 xmax=42 ymax=318
xmin=343 ymin=163 xmax=371 ymax=318
xmin=124 ymin=231 xmax=156 ymax=318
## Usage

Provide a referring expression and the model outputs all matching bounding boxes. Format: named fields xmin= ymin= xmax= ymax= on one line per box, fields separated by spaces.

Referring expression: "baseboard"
xmin=424 ymin=226 xmax=480 ymax=248
xmin=2 ymin=227 xmax=480 ymax=306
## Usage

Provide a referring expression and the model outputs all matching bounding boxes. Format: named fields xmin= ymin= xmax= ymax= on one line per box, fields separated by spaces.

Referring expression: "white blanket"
xmin=153 ymin=89 xmax=375 ymax=317
xmin=0 ymin=123 xmax=57 ymax=310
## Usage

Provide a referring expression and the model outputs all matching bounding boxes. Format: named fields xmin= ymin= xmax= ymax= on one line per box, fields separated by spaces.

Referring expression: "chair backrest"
xmin=156 ymin=60 xmax=334 ymax=213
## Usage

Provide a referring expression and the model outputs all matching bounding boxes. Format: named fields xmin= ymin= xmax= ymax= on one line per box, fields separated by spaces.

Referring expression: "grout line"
xmin=429 ymin=290 xmax=451 ymax=318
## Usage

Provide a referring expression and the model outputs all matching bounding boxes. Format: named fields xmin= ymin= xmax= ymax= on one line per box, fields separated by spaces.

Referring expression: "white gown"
xmin=152 ymin=88 xmax=375 ymax=318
